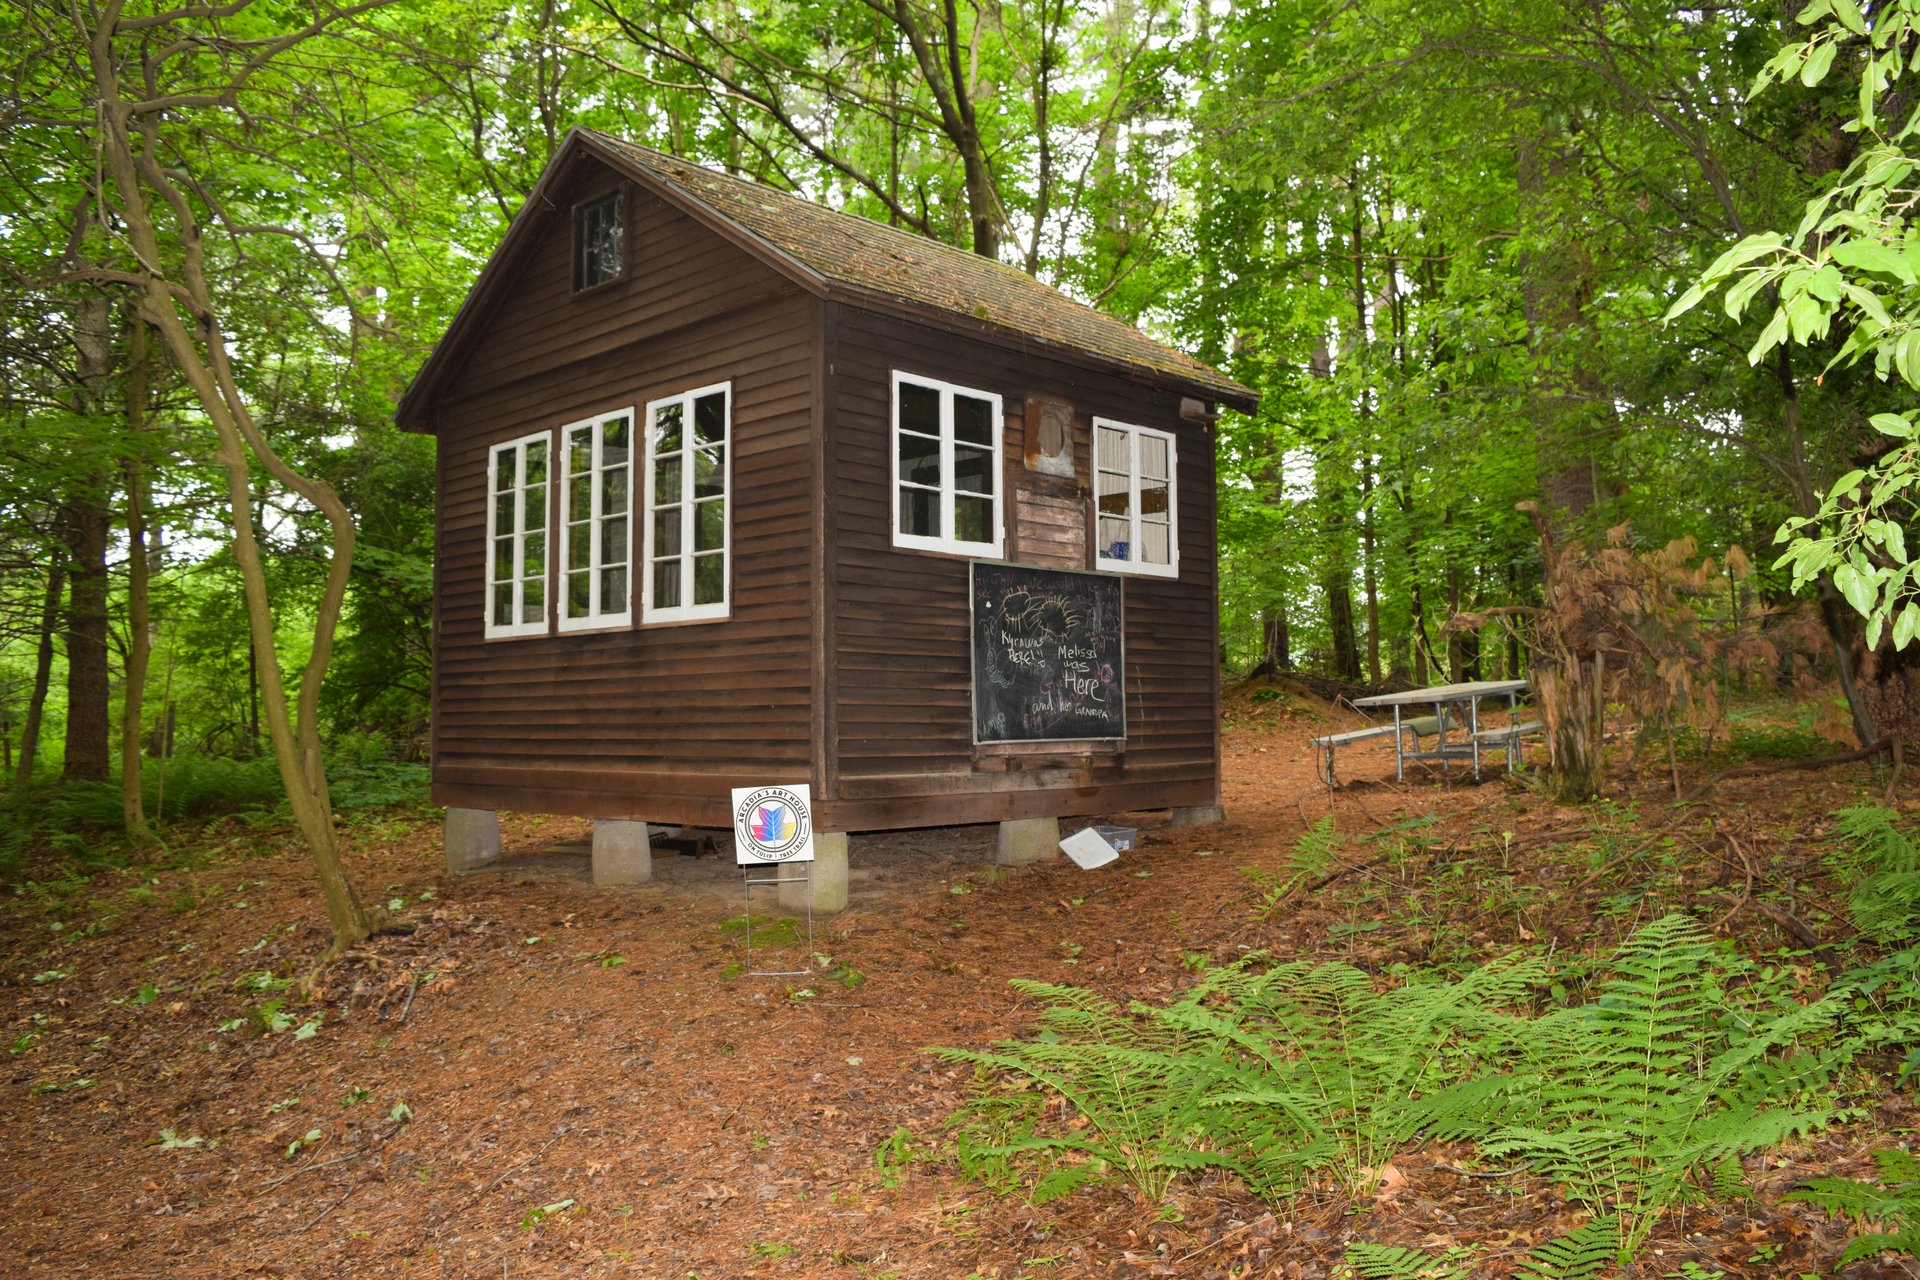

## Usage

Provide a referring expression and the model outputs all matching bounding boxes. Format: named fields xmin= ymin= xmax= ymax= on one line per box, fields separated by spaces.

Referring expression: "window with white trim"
xmin=1094 ymin=419 xmax=1178 ymax=578
xmin=556 ymin=409 xmax=634 ymax=631
xmin=643 ymin=383 xmax=731 ymax=622
xmin=486 ymin=432 xmax=551 ymax=638
xmin=891 ymin=371 xmax=1003 ymax=557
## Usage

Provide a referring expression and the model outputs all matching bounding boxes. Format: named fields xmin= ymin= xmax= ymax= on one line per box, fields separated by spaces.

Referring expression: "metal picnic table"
xmin=1349 ymin=679 xmax=1532 ymax=782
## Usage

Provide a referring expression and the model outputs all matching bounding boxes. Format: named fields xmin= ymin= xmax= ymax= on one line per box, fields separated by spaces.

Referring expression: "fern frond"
xmin=1340 ymin=1241 xmax=1477 ymax=1279
xmin=1784 ymin=1149 xmax=1920 ymax=1264
xmin=1511 ymin=1215 xmax=1620 ymax=1280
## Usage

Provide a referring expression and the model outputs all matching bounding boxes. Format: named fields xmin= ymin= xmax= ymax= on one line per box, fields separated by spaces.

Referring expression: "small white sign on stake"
xmin=731 ymin=784 xmax=815 ymax=865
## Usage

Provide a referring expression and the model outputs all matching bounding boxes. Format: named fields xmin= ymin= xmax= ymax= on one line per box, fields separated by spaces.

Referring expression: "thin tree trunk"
xmin=1773 ymin=344 xmax=1877 ymax=745
xmin=86 ymin=29 xmax=381 ymax=955
xmin=121 ymin=312 xmax=155 ymax=841
xmin=62 ymin=281 xmax=114 ymax=783
xmin=15 ymin=556 xmax=65 ymax=788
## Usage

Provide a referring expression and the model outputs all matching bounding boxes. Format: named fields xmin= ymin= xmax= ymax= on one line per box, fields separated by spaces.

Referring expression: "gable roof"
xmin=397 ymin=129 xmax=1256 ymax=428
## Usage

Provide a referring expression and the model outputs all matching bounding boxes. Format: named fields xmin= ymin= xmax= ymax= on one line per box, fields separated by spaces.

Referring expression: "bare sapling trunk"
xmin=84 ymin=26 xmax=382 ymax=956
xmin=121 ymin=312 xmax=154 ymax=844
xmin=15 ymin=556 xmax=65 ymax=788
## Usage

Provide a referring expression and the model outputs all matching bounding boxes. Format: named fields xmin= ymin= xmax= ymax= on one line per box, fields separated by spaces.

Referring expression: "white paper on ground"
xmin=1059 ymin=827 xmax=1120 ymax=870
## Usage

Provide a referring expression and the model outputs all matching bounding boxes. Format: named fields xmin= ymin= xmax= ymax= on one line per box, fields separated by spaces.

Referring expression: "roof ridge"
xmin=591 ymin=131 xmax=1036 ymax=278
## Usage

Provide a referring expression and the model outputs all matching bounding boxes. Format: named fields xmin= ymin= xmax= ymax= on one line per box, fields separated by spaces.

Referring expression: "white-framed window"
xmin=1093 ymin=419 xmax=1178 ymax=578
xmin=891 ymin=371 xmax=1003 ymax=557
xmin=486 ymin=431 xmax=552 ymax=639
xmin=556 ymin=408 xmax=635 ymax=632
xmin=643 ymin=382 xmax=731 ymax=622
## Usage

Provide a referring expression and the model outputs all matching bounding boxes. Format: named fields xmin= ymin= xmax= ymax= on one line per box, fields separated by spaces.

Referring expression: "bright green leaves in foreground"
xmin=1669 ymin=3 xmax=1920 ymax=648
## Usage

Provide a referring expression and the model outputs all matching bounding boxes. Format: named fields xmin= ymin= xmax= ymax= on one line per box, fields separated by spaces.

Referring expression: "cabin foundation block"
xmin=777 ymin=832 xmax=849 ymax=915
xmin=443 ymin=807 xmax=501 ymax=872
xmin=592 ymin=819 xmax=653 ymax=885
xmin=995 ymin=816 xmax=1061 ymax=866
xmin=1171 ymin=804 xmax=1227 ymax=827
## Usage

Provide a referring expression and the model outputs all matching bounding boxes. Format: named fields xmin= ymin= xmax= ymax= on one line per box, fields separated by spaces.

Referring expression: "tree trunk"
xmin=86 ymin=29 xmax=381 ymax=955
xmin=1517 ymin=132 xmax=1611 ymax=524
xmin=121 ymin=313 xmax=155 ymax=841
xmin=1773 ymin=343 xmax=1878 ymax=745
xmin=62 ymin=283 xmax=114 ymax=783
xmin=15 ymin=556 xmax=65 ymax=788
xmin=1250 ymin=607 xmax=1292 ymax=677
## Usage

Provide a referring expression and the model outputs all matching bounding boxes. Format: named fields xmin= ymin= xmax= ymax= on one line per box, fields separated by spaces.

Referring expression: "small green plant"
xmin=873 ymin=1125 xmax=918 ymax=1188
xmin=600 ymin=954 xmax=628 ymax=968
xmin=519 ymin=1197 xmax=575 ymax=1229
xmin=719 ymin=914 xmax=801 ymax=948
xmin=283 ymin=1128 xmax=323 ymax=1159
xmin=746 ymin=1241 xmax=795 ymax=1259
xmin=156 ymin=1128 xmax=204 ymax=1150
xmin=1785 ymin=1149 xmax=1920 ymax=1264
xmin=341 ymin=1085 xmax=372 ymax=1106
xmin=1243 ymin=816 xmax=1341 ymax=916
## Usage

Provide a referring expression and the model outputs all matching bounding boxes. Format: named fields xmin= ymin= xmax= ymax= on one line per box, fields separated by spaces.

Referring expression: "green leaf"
xmin=1748 ymin=308 xmax=1790 ymax=364
xmin=1833 ymin=0 xmax=1868 ymax=35
xmin=1893 ymin=602 xmax=1920 ymax=650
xmin=1831 ymin=237 xmax=1916 ymax=283
xmin=1828 ymin=468 xmax=1868 ymax=500
xmin=1899 ymin=330 xmax=1920 ymax=387
xmin=1802 ymin=40 xmax=1838 ymax=87
xmin=1724 ymin=269 xmax=1771 ymax=320
xmin=1868 ymin=413 xmax=1915 ymax=438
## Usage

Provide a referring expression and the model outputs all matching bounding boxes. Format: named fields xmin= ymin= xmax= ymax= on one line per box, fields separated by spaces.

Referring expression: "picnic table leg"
xmin=1437 ymin=702 xmax=1450 ymax=776
xmin=1392 ymin=707 xmax=1405 ymax=782
xmin=1470 ymin=697 xmax=1482 ymax=780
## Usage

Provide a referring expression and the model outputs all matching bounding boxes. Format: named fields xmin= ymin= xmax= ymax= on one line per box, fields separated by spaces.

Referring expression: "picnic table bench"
xmin=1309 ymin=712 xmax=1460 ymax=785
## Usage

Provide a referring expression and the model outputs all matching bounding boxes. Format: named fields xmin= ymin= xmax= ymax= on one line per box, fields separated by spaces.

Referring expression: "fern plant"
xmin=1831 ymin=805 xmax=1920 ymax=944
xmin=1784 ymin=1148 xmax=1920 ymax=1264
xmin=1342 ymin=1217 xmax=1617 ymax=1280
xmin=1403 ymin=915 xmax=1839 ymax=1258
xmin=1339 ymin=1241 xmax=1477 ymax=1279
xmin=1826 ymin=805 xmax=1920 ymax=1078
xmin=1197 ymin=952 xmax=1541 ymax=1195
xmin=1243 ymin=815 xmax=1342 ymax=916
xmin=932 ymin=980 xmax=1251 ymax=1202
xmin=934 ymin=951 xmax=1541 ymax=1202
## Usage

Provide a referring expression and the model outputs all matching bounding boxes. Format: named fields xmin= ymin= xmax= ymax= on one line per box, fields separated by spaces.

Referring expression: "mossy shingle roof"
xmin=587 ymin=132 xmax=1254 ymax=409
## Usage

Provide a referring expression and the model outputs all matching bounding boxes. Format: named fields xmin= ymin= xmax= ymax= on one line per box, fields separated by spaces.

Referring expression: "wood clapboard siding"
xmin=819 ymin=303 xmax=1221 ymax=831
xmin=429 ymin=163 xmax=822 ymax=823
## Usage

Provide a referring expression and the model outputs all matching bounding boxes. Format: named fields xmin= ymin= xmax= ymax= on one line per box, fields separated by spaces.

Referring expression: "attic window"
xmin=572 ymin=191 xmax=624 ymax=290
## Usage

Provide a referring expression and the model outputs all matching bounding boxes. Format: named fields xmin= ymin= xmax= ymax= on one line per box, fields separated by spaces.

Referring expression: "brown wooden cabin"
xmin=396 ymin=129 xmax=1257 ymax=898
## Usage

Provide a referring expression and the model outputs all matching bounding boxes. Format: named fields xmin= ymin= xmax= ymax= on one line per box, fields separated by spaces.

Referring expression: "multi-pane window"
xmin=643 ymin=383 xmax=731 ymax=622
xmin=573 ymin=191 xmax=624 ymax=290
xmin=892 ymin=371 xmax=1003 ymax=557
xmin=486 ymin=432 xmax=550 ymax=638
xmin=556 ymin=410 xmax=634 ymax=631
xmin=1094 ymin=419 xmax=1178 ymax=578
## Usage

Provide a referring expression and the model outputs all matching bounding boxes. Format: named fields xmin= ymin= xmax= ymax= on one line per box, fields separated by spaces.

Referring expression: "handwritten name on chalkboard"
xmin=971 ymin=564 xmax=1125 ymax=743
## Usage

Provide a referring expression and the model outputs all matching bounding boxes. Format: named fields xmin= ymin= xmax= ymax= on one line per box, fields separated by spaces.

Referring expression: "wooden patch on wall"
xmin=1024 ymin=395 xmax=1075 ymax=477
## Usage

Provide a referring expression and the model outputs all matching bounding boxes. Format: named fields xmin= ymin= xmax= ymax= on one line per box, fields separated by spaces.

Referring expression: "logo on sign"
xmin=732 ymin=784 xmax=813 ymax=864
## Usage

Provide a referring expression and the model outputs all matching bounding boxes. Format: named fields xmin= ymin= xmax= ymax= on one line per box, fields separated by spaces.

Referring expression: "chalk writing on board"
xmin=971 ymin=565 xmax=1124 ymax=742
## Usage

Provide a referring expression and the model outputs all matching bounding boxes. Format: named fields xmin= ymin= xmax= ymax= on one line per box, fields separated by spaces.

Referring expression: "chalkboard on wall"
xmin=971 ymin=563 xmax=1125 ymax=743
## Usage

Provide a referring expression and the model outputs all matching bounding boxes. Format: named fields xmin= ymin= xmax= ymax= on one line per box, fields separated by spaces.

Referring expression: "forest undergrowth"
xmin=920 ymin=692 xmax=1920 ymax=1279
xmin=0 ymin=688 xmax=1916 ymax=1278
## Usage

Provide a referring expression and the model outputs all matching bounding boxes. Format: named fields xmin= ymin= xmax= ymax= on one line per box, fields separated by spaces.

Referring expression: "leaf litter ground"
xmin=1 ymin=681 xmax=1914 ymax=1278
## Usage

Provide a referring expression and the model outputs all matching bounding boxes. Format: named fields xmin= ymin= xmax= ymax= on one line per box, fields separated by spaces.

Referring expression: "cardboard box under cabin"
xmin=396 ymin=128 xmax=1259 ymax=910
